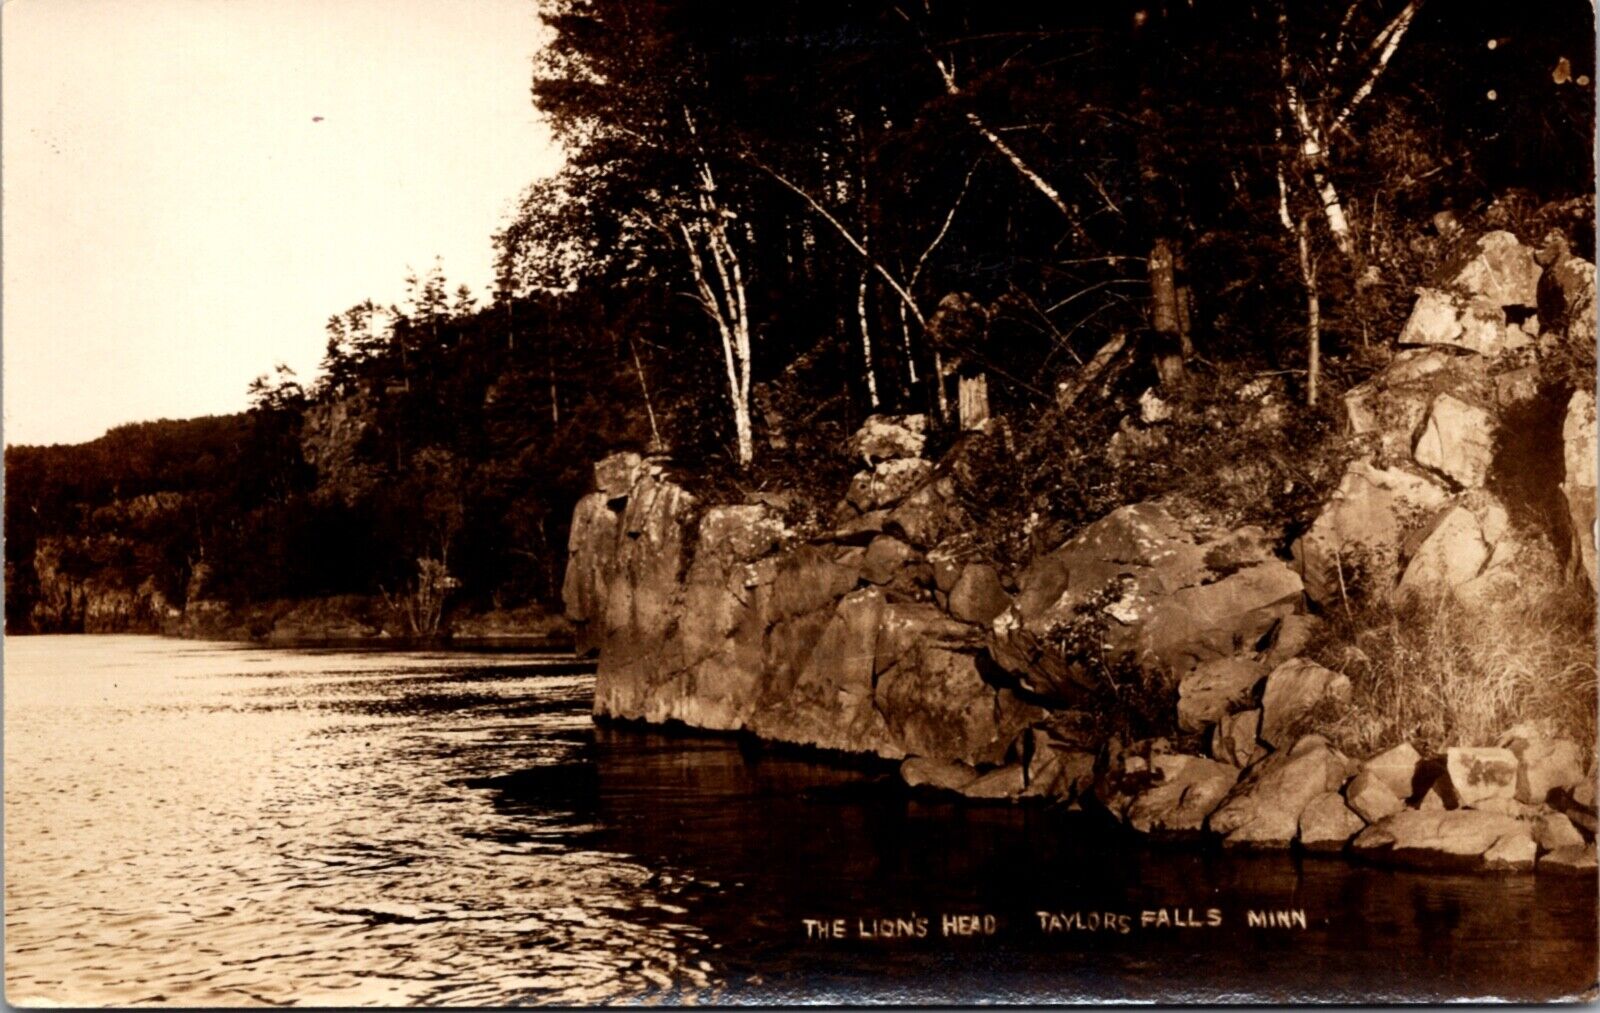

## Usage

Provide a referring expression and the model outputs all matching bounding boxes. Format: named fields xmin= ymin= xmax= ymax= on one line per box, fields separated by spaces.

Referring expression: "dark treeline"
xmin=5 ymin=0 xmax=1593 ymax=634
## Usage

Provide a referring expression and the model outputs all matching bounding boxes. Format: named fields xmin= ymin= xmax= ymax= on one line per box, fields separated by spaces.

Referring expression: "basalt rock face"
xmin=563 ymin=228 xmax=1596 ymax=864
xmin=564 ymin=441 xmax=1042 ymax=765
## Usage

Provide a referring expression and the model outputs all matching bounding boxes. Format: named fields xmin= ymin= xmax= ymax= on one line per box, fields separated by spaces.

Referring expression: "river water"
xmin=4 ymin=636 xmax=1595 ymax=1005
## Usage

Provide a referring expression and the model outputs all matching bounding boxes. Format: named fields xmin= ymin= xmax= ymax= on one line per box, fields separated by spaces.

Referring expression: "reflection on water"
xmin=5 ymin=636 xmax=1596 ymax=1005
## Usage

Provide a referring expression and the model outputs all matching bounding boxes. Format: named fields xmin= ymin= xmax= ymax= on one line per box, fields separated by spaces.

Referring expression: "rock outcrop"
xmin=565 ymin=443 xmax=1041 ymax=765
xmin=561 ymin=226 xmax=1595 ymax=874
xmin=1305 ymin=225 xmax=1598 ymax=610
xmin=989 ymin=503 xmax=1301 ymax=699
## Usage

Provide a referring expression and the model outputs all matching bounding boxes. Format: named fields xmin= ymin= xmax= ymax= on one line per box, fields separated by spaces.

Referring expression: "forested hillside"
xmin=6 ymin=0 xmax=1594 ymax=638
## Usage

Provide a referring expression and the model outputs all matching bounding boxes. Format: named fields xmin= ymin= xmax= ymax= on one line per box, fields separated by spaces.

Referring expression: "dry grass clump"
xmin=1307 ymin=542 xmax=1597 ymax=758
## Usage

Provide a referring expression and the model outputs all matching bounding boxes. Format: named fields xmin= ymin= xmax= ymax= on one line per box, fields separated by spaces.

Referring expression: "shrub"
xmin=1306 ymin=540 xmax=1596 ymax=757
xmin=1039 ymin=580 xmax=1184 ymax=742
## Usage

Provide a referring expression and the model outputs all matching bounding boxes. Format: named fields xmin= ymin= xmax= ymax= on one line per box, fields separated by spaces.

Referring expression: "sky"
xmin=2 ymin=0 xmax=564 ymax=447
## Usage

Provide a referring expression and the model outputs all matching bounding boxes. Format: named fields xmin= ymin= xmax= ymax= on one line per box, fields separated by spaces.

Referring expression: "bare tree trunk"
xmin=680 ymin=111 xmax=757 ymax=468
xmin=628 ymin=335 xmax=663 ymax=451
xmin=1055 ymin=331 xmax=1128 ymax=411
xmin=1148 ymin=237 xmax=1187 ymax=386
xmin=897 ymin=303 xmax=919 ymax=387
xmin=858 ymin=272 xmax=880 ymax=408
xmin=957 ymin=372 xmax=990 ymax=430
xmin=1296 ymin=216 xmax=1322 ymax=408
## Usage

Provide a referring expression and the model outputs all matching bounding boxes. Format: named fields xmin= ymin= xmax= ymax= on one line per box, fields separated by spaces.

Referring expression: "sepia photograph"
xmin=3 ymin=0 xmax=1597 ymax=1005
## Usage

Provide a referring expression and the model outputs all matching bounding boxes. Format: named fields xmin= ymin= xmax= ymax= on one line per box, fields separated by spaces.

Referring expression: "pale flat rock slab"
xmin=1361 ymin=743 xmax=1423 ymax=800
xmin=1259 ymin=658 xmax=1351 ymax=749
xmin=1353 ymin=809 xmax=1525 ymax=870
xmin=1398 ymin=287 xmax=1469 ymax=348
xmin=960 ymin=763 xmax=1028 ymax=800
xmin=1446 ymin=746 xmax=1519 ymax=807
xmin=1346 ymin=770 xmax=1406 ymax=823
xmin=1395 ymin=505 xmax=1493 ymax=603
xmin=1482 ymin=831 xmax=1537 ymax=872
xmin=1299 ymin=791 xmax=1367 ymax=852
xmin=1413 ymin=393 xmax=1494 ymax=487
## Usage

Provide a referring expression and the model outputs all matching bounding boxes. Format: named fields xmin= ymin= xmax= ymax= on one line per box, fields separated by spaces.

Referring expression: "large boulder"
xmin=885 ymin=474 xmax=971 ymax=549
xmin=1394 ymin=232 xmax=1541 ymax=358
xmin=1539 ymin=843 xmax=1599 ymax=876
xmin=1124 ymin=754 xmax=1240 ymax=834
xmin=1353 ymin=810 xmax=1529 ymax=871
xmin=860 ymin=535 xmax=923 ymax=587
xmin=1177 ymin=657 xmax=1266 ymax=733
xmin=1360 ymin=743 xmax=1423 ymax=800
xmin=1293 ymin=461 xmax=1451 ymax=606
xmin=1345 ymin=770 xmax=1406 ymax=823
xmin=1503 ymin=734 xmax=1587 ymax=804
xmin=992 ymin=503 xmax=1301 ymax=699
xmin=1397 ymin=289 xmax=1516 ymax=358
xmin=1450 ymin=230 xmax=1542 ymax=309
xmin=1561 ymin=390 xmax=1596 ymax=591
xmin=1018 ymin=724 xmax=1098 ymax=800
xmin=1212 ymin=708 xmax=1267 ymax=768
xmin=946 ymin=563 xmax=1010 ymax=625
xmin=1258 ymin=659 xmax=1351 ymax=749
xmin=1482 ymin=830 xmax=1538 ymax=872
xmin=1257 ymin=613 xmax=1324 ymax=669
xmin=845 ymin=458 xmax=935 ymax=513
xmin=1445 ymin=746 xmax=1519 ymax=808
xmin=1208 ymin=735 xmax=1352 ymax=848
xmin=1532 ymin=811 xmax=1586 ymax=852
xmin=1299 ymin=791 xmax=1368 ymax=853
xmin=750 ymin=588 xmax=898 ymax=755
xmin=1342 ymin=349 xmax=1489 ymax=466
xmin=1393 ymin=502 xmax=1500 ymax=604
xmin=1412 ymin=393 xmax=1495 ymax=488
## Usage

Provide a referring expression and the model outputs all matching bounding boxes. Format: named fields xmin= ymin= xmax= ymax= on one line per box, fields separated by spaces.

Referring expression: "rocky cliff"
xmin=564 ymin=226 xmax=1598 ymax=873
